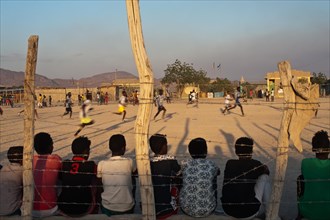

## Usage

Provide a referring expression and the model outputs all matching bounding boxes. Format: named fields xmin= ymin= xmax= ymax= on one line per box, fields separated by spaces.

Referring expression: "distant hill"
xmin=0 ymin=68 xmax=141 ymax=88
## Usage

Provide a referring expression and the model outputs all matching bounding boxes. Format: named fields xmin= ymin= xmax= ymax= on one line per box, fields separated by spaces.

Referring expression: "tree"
xmin=208 ymin=77 xmax=233 ymax=93
xmin=311 ymin=72 xmax=328 ymax=85
xmin=161 ymin=59 xmax=210 ymax=97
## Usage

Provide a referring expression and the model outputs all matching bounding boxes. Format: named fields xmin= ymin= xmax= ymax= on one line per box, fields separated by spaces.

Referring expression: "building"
xmin=265 ymin=70 xmax=311 ymax=98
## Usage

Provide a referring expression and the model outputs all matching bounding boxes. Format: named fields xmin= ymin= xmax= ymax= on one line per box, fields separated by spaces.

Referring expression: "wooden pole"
xmin=22 ymin=35 xmax=39 ymax=220
xmin=126 ymin=1 xmax=156 ymax=219
xmin=266 ymin=61 xmax=294 ymax=220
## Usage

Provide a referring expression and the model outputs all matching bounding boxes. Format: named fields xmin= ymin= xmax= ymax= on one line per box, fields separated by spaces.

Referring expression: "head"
xmin=237 ymin=87 xmax=240 ymax=92
xmin=122 ymin=91 xmax=127 ymax=97
xmin=7 ymin=146 xmax=23 ymax=165
xmin=72 ymin=136 xmax=91 ymax=159
xmin=158 ymin=89 xmax=164 ymax=95
xmin=109 ymin=134 xmax=126 ymax=156
xmin=188 ymin=137 xmax=207 ymax=159
xmin=34 ymin=132 xmax=54 ymax=155
xmin=149 ymin=134 xmax=167 ymax=155
xmin=235 ymin=137 xmax=253 ymax=158
xmin=312 ymin=130 xmax=330 ymax=155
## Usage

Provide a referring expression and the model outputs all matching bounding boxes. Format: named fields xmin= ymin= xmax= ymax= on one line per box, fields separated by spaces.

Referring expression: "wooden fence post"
xmin=126 ymin=1 xmax=156 ymax=219
xmin=22 ymin=35 xmax=39 ymax=220
xmin=266 ymin=61 xmax=294 ymax=220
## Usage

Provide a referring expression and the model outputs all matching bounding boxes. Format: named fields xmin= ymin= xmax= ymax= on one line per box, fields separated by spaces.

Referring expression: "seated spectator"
xmin=0 ymin=146 xmax=23 ymax=216
xmin=58 ymin=136 xmax=100 ymax=217
xmin=32 ymin=132 xmax=62 ymax=218
xmin=297 ymin=130 xmax=330 ymax=220
xmin=180 ymin=137 xmax=220 ymax=217
xmin=221 ymin=137 xmax=271 ymax=219
xmin=149 ymin=134 xmax=181 ymax=219
xmin=97 ymin=134 xmax=137 ymax=216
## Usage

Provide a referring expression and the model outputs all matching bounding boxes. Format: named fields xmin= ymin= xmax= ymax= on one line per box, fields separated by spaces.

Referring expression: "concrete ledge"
xmin=0 ymin=214 xmax=264 ymax=220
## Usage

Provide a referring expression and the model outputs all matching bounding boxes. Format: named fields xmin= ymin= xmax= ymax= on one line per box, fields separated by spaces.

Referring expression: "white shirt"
xmin=97 ymin=156 xmax=136 ymax=212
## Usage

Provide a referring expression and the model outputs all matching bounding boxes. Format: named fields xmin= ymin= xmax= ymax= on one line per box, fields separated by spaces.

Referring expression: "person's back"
xmin=58 ymin=136 xmax=98 ymax=217
xmin=180 ymin=137 xmax=220 ymax=218
xmin=0 ymin=146 xmax=23 ymax=216
xmin=221 ymin=137 xmax=270 ymax=219
xmin=297 ymin=130 xmax=330 ymax=220
xmin=97 ymin=134 xmax=136 ymax=216
xmin=33 ymin=132 xmax=62 ymax=218
xmin=149 ymin=134 xmax=181 ymax=219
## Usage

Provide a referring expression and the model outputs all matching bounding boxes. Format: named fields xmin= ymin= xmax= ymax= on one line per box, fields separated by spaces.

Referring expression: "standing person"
xmin=270 ymin=89 xmax=275 ymax=102
xmin=249 ymin=89 xmax=254 ymax=101
xmin=132 ymin=90 xmax=138 ymax=106
xmin=48 ymin=95 xmax=52 ymax=107
xmin=180 ymin=137 xmax=220 ymax=218
xmin=165 ymin=87 xmax=171 ymax=104
xmin=296 ymin=130 xmax=330 ymax=220
xmin=221 ymin=137 xmax=271 ymax=220
xmin=74 ymin=100 xmax=95 ymax=136
xmin=32 ymin=132 xmax=62 ymax=218
xmin=114 ymin=90 xmax=128 ymax=121
xmin=62 ymin=92 xmax=73 ymax=118
xmin=42 ymin=95 xmax=47 ymax=107
xmin=227 ymin=87 xmax=245 ymax=116
xmin=0 ymin=146 xmax=23 ymax=216
xmin=149 ymin=134 xmax=181 ymax=219
xmin=97 ymin=134 xmax=137 ymax=216
xmin=265 ymin=89 xmax=270 ymax=102
xmin=104 ymin=92 xmax=109 ymax=105
xmin=37 ymin=94 xmax=43 ymax=108
xmin=153 ymin=89 xmax=166 ymax=120
xmin=221 ymin=91 xmax=233 ymax=115
xmin=58 ymin=136 xmax=100 ymax=217
xmin=0 ymin=106 xmax=3 ymax=116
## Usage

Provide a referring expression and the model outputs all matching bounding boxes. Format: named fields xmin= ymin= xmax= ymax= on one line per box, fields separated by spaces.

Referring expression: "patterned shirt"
xmin=179 ymin=158 xmax=220 ymax=217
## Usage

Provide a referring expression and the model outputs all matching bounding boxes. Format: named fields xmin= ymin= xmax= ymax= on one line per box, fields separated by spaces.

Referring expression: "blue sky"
xmin=1 ymin=0 xmax=329 ymax=81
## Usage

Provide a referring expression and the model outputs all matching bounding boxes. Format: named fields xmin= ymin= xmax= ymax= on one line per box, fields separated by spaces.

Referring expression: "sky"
xmin=0 ymin=0 xmax=329 ymax=81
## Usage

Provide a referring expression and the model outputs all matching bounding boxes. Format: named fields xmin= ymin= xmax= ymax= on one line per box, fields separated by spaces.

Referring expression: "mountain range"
xmin=0 ymin=68 xmax=144 ymax=88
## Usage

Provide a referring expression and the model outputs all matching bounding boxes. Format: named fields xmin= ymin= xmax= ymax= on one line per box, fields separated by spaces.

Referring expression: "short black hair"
xmin=109 ymin=134 xmax=126 ymax=153
xmin=149 ymin=134 xmax=167 ymax=154
xmin=7 ymin=146 xmax=23 ymax=164
xmin=235 ymin=137 xmax=253 ymax=157
xmin=34 ymin=132 xmax=53 ymax=155
xmin=158 ymin=89 xmax=164 ymax=95
xmin=72 ymin=136 xmax=91 ymax=155
xmin=312 ymin=130 xmax=330 ymax=152
xmin=188 ymin=137 xmax=207 ymax=159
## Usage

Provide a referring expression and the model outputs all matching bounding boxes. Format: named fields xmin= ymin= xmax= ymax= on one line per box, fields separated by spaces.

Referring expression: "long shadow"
xmin=234 ymin=118 xmax=273 ymax=161
xmin=175 ymin=118 xmax=190 ymax=162
xmin=218 ymin=129 xmax=236 ymax=158
xmin=264 ymin=123 xmax=312 ymax=150
xmin=308 ymin=122 xmax=330 ymax=130
xmin=163 ymin=112 xmax=177 ymax=122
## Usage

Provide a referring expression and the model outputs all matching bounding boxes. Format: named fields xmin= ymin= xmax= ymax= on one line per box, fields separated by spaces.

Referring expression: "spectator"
xmin=97 ymin=134 xmax=137 ymax=216
xmin=58 ymin=136 xmax=100 ymax=217
xmin=296 ymin=130 xmax=330 ymax=220
xmin=221 ymin=137 xmax=271 ymax=219
xmin=0 ymin=146 xmax=23 ymax=216
xmin=32 ymin=132 xmax=62 ymax=218
xmin=180 ymin=137 xmax=220 ymax=217
xmin=149 ymin=134 xmax=181 ymax=219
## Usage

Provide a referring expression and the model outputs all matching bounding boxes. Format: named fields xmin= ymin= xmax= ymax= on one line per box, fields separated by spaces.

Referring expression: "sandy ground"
xmin=0 ymin=97 xmax=329 ymax=220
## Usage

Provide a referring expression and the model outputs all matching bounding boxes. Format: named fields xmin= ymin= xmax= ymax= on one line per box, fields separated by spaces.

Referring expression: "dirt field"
xmin=0 ymin=97 xmax=329 ymax=220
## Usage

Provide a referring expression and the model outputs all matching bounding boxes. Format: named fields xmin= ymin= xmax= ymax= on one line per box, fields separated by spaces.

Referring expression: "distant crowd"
xmin=0 ymin=130 xmax=329 ymax=219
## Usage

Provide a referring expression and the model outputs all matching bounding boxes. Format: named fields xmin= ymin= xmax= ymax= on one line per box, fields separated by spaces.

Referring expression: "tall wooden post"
xmin=22 ymin=35 xmax=39 ymax=220
xmin=266 ymin=61 xmax=294 ymax=220
xmin=126 ymin=1 xmax=156 ymax=219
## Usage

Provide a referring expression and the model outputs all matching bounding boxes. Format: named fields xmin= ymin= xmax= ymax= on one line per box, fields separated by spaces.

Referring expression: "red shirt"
xmin=33 ymin=154 xmax=62 ymax=210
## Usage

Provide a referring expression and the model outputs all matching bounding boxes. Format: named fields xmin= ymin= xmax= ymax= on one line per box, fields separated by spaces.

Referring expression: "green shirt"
xmin=298 ymin=158 xmax=330 ymax=220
